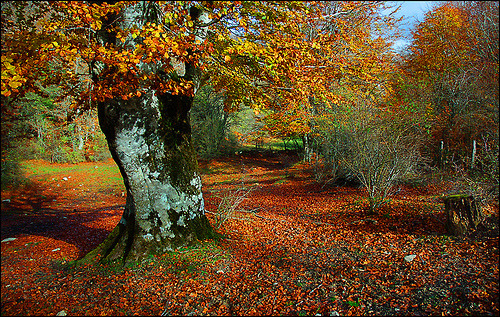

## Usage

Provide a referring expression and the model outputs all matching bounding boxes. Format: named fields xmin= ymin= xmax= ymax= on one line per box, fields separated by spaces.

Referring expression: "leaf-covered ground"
xmin=1 ymin=151 xmax=498 ymax=316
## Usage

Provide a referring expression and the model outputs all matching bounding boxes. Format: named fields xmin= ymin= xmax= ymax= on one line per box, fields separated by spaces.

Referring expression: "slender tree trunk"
xmin=77 ymin=125 xmax=84 ymax=151
xmin=303 ymin=134 xmax=312 ymax=162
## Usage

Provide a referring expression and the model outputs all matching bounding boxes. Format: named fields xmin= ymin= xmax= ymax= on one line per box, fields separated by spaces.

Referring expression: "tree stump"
xmin=444 ymin=194 xmax=484 ymax=237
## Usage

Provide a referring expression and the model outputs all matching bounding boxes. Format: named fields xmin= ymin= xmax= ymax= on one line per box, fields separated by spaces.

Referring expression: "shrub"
xmin=211 ymin=182 xmax=254 ymax=231
xmin=310 ymin=102 xmax=424 ymax=213
xmin=449 ymin=140 xmax=499 ymax=209
xmin=1 ymin=157 xmax=29 ymax=190
xmin=344 ymin=121 xmax=422 ymax=213
xmin=86 ymin=132 xmax=112 ymax=162
xmin=310 ymin=114 xmax=353 ymax=185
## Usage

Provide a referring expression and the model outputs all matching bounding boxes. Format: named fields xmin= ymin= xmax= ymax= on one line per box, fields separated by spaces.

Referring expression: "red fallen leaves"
xmin=1 ymin=152 xmax=499 ymax=316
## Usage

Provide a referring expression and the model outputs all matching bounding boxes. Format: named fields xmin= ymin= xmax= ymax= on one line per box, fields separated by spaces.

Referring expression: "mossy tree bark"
xmin=74 ymin=2 xmax=215 ymax=267
xmin=82 ymin=91 xmax=215 ymax=266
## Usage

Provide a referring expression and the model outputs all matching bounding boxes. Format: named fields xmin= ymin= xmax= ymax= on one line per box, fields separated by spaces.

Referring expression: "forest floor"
xmin=1 ymin=149 xmax=498 ymax=316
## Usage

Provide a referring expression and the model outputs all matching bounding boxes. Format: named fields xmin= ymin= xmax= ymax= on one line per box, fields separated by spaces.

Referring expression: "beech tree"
xmin=1 ymin=1 xmax=398 ymax=265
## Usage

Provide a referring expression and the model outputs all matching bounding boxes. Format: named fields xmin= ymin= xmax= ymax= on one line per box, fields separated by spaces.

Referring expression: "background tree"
xmin=262 ymin=110 xmax=310 ymax=151
xmin=190 ymin=85 xmax=236 ymax=159
xmin=1 ymin=1 xmax=109 ymax=189
xmin=401 ymin=1 xmax=499 ymax=205
xmin=405 ymin=1 xmax=499 ymax=169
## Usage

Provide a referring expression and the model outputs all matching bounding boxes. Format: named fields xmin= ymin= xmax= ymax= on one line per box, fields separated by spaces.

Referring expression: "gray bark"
xmin=90 ymin=90 xmax=213 ymax=264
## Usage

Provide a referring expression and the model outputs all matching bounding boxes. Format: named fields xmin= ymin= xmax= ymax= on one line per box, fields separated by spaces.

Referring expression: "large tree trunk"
xmin=79 ymin=90 xmax=215 ymax=265
xmin=72 ymin=2 xmax=215 ymax=266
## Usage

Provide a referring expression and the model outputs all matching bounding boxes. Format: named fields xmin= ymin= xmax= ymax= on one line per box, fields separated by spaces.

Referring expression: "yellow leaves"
xmin=8 ymin=80 xmax=23 ymax=89
xmin=3 ymin=1 xmax=386 ymax=109
xmin=116 ymin=32 xmax=126 ymax=43
xmin=409 ymin=2 xmax=477 ymax=74
xmin=2 ymin=75 xmax=25 ymax=95
xmin=133 ymin=46 xmax=144 ymax=56
xmin=2 ymin=61 xmax=15 ymax=72
xmin=118 ymin=64 xmax=128 ymax=73
xmin=152 ymin=29 xmax=161 ymax=38
xmin=1 ymin=56 xmax=27 ymax=96
xmin=90 ymin=20 xmax=102 ymax=31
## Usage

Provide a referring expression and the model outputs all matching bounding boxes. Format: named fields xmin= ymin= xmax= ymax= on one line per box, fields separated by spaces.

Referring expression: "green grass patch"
xmin=21 ymin=161 xmax=121 ymax=179
xmin=347 ymin=300 xmax=361 ymax=307
xmin=265 ymin=138 xmax=303 ymax=151
xmin=169 ymin=240 xmax=229 ymax=265
xmin=172 ymin=242 xmax=225 ymax=267
xmin=19 ymin=160 xmax=124 ymax=191
xmin=21 ymin=162 xmax=91 ymax=176
xmin=270 ymin=173 xmax=292 ymax=184
xmin=273 ymin=178 xmax=288 ymax=184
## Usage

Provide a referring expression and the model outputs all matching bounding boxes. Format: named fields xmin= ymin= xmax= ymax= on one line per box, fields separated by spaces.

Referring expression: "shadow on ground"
xmin=1 ymin=183 xmax=123 ymax=258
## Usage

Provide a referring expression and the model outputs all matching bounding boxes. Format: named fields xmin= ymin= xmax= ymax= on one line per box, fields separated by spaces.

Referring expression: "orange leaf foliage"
xmin=2 ymin=1 xmax=398 ymax=121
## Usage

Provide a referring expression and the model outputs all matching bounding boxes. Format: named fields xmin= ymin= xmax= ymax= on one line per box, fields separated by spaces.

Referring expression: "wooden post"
xmin=471 ymin=140 xmax=476 ymax=169
xmin=439 ymin=140 xmax=444 ymax=168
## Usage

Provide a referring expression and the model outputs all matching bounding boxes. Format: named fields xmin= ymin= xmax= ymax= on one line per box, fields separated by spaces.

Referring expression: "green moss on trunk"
xmin=75 ymin=90 xmax=216 ymax=269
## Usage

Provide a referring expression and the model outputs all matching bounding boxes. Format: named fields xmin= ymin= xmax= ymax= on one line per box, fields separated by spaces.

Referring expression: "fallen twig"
xmin=308 ymin=283 xmax=323 ymax=296
xmin=243 ymin=207 xmax=264 ymax=213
